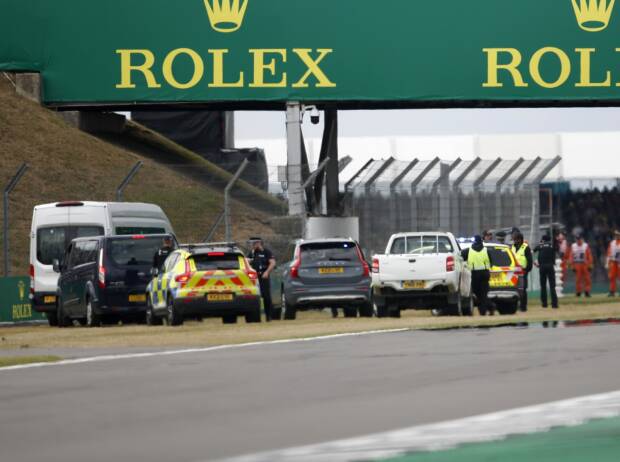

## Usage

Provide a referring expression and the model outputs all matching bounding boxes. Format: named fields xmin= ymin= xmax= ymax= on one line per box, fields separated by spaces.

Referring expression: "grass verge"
xmin=0 ymin=355 xmax=62 ymax=368
xmin=0 ymin=297 xmax=619 ymax=351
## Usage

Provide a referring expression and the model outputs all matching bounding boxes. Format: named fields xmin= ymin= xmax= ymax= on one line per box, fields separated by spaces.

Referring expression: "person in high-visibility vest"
xmin=557 ymin=232 xmax=569 ymax=284
xmin=606 ymin=230 xmax=620 ymax=297
xmin=569 ymin=235 xmax=593 ymax=297
xmin=512 ymin=231 xmax=533 ymax=312
xmin=461 ymin=235 xmax=491 ymax=316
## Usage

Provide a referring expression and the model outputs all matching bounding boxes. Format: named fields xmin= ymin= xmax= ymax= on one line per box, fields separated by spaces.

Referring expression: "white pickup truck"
xmin=371 ymin=232 xmax=472 ymax=317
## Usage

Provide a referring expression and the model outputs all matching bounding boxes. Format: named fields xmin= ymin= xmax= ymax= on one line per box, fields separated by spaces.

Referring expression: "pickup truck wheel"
xmin=344 ymin=307 xmax=358 ymax=318
xmin=445 ymin=296 xmax=463 ymax=317
xmin=388 ymin=304 xmax=401 ymax=318
xmin=223 ymin=315 xmax=238 ymax=324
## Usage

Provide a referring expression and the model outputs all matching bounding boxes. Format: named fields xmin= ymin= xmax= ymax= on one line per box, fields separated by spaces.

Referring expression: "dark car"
xmin=53 ymin=234 xmax=176 ymax=327
xmin=280 ymin=239 xmax=372 ymax=320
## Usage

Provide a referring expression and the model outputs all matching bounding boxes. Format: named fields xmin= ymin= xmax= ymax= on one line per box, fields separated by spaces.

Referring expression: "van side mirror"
xmin=150 ymin=267 xmax=159 ymax=277
xmin=52 ymin=259 xmax=61 ymax=273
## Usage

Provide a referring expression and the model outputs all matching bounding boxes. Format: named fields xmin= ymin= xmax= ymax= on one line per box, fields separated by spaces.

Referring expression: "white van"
xmin=30 ymin=201 xmax=174 ymax=324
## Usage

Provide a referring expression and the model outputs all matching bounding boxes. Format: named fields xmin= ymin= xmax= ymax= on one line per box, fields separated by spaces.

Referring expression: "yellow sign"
xmin=573 ymin=0 xmax=615 ymax=32
xmin=18 ymin=280 xmax=26 ymax=301
xmin=204 ymin=0 xmax=249 ymax=33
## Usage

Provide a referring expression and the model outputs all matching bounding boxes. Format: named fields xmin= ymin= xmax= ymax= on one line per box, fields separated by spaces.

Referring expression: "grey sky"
xmin=235 ymin=108 xmax=620 ymax=140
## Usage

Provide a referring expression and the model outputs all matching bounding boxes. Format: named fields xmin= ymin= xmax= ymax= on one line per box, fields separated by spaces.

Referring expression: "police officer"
xmin=248 ymin=237 xmax=276 ymax=321
xmin=461 ymin=235 xmax=491 ymax=316
xmin=495 ymin=231 xmax=507 ymax=244
xmin=534 ymin=235 xmax=559 ymax=309
xmin=512 ymin=231 xmax=533 ymax=312
xmin=153 ymin=236 xmax=175 ymax=271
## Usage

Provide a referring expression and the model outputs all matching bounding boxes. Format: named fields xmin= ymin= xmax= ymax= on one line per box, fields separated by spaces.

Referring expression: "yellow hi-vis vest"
xmin=512 ymin=243 xmax=529 ymax=268
xmin=468 ymin=247 xmax=491 ymax=271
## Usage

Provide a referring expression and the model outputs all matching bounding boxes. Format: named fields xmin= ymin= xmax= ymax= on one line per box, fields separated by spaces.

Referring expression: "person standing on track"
xmin=153 ymin=236 xmax=175 ymax=271
xmin=534 ymin=235 xmax=559 ymax=309
xmin=462 ymin=235 xmax=491 ymax=316
xmin=512 ymin=231 xmax=533 ymax=312
xmin=248 ymin=237 xmax=276 ymax=322
xmin=606 ymin=230 xmax=620 ymax=297
xmin=570 ymin=235 xmax=593 ymax=298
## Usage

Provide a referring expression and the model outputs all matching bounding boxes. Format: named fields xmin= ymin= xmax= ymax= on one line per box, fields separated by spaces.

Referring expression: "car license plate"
xmin=490 ymin=274 xmax=503 ymax=284
xmin=319 ymin=267 xmax=344 ymax=274
xmin=129 ymin=294 xmax=146 ymax=303
xmin=208 ymin=294 xmax=234 ymax=302
xmin=44 ymin=295 xmax=56 ymax=304
xmin=403 ymin=280 xmax=425 ymax=289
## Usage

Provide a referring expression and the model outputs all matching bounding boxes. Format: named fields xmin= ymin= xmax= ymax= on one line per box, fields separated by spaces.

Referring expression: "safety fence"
xmin=344 ymin=157 xmax=561 ymax=257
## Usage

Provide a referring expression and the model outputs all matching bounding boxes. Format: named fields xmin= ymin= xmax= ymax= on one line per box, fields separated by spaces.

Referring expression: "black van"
xmin=53 ymin=234 xmax=176 ymax=327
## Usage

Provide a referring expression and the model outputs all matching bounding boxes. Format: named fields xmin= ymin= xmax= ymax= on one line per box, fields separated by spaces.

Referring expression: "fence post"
xmin=225 ymin=159 xmax=249 ymax=243
xmin=3 ymin=163 xmax=28 ymax=276
xmin=116 ymin=161 xmax=143 ymax=202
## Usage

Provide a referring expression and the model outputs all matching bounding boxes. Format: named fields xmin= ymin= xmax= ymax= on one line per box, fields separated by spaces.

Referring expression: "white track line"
xmin=214 ymin=390 xmax=620 ymax=462
xmin=0 ymin=328 xmax=409 ymax=372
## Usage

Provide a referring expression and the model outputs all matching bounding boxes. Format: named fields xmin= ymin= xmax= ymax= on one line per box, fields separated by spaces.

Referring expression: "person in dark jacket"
xmin=512 ymin=232 xmax=533 ymax=312
xmin=462 ymin=235 xmax=492 ymax=315
xmin=153 ymin=236 xmax=175 ymax=271
xmin=248 ymin=237 xmax=276 ymax=321
xmin=534 ymin=235 xmax=559 ymax=309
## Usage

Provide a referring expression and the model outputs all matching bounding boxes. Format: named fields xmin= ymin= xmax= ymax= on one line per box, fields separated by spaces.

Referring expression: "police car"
xmin=145 ymin=243 xmax=262 ymax=326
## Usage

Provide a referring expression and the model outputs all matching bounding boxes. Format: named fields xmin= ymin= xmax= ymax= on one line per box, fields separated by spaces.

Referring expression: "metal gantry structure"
xmin=345 ymin=156 xmax=561 ymax=255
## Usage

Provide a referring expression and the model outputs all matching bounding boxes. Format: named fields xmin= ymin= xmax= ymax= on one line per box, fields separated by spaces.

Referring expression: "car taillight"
xmin=290 ymin=247 xmax=301 ymax=279
xmin=243 ymin=258 xmax=259 ymax=281
xmin=355 ymin=245 xmax=370 ymax=277
xmin=446 ymin=255 xmax=455 ymax=272
xmin=372 ymin=258 xmax=380 ymax=274
xmin=131 ymin=235 xmax=146 ymax=240
xmin=175 ymin=260 xmax=193 ymax=284
xmin=98 ymin=249 xmax=106 ymax=289
xmin=29 ymin=264 xmax=35 ymax=294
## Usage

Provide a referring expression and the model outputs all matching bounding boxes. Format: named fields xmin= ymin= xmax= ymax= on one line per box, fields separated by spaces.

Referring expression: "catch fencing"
xmin=344 ymin=157 xmax=561 ymax=256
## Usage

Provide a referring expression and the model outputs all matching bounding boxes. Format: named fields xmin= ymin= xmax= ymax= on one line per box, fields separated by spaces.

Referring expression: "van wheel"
xmin=282 ymin=292 xmax=297 ymax=320
xmin=57 ymin=298 xmax=71 ymax=328
xmin=223 ymin=315 xmax=238 ymax=324
xmin=86 ymin=298 xmax=102 ymax=327
xmin=146 ymin=299 xmax=163 ymax=326
xmin=166 ymin=296 xmax=183 ymax=326
xmin=388 ymin=302 xmax=401 ymax=318
xmin=46 ymin=312 xmax=58 ymax=327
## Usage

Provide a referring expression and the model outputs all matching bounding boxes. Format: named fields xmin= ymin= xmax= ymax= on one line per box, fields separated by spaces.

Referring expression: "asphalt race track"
xmin=1 ymin=324 xmax=619 ymax=462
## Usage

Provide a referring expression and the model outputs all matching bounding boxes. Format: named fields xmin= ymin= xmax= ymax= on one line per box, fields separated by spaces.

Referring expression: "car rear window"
xmin=106 ymin=237 xmax=163 ymax=266
xmin=488 ymin=246 xmax=514 ymax=267
xmin=390 ymin=236 xmax=454 ymax=255
xmin=37 ymin=226 xmax=104 ymax=265
xmin=300 ymin=242 xmax=359 ymax=263
xmin=192 ymin=254 xmax=241 ymax=271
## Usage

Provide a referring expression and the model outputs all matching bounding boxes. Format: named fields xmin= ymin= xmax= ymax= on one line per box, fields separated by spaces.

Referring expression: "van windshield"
xmin=37 ymin=226 xmax=104 ymax=265
xmin=106 ymin=237 xmax=164 ymax=267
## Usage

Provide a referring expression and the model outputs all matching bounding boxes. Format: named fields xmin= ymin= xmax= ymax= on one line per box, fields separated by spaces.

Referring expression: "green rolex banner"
xmin=0 ymin=277 xmax=46 ymax=324
xmin=1 ymin=0 xmax=620 ymax=105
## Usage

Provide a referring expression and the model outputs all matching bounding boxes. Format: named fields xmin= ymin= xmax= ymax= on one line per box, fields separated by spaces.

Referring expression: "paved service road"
xmin=1 ymin=325 xmax=619 ymax=462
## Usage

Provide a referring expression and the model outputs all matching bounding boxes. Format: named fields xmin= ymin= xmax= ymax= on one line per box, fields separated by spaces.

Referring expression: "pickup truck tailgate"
xmin=377 ymin=254 xmax=448 ymax=283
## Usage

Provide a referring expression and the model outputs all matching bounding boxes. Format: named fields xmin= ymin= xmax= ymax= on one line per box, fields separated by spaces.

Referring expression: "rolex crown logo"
xmin=204 ymin=0 xmax=249 ymax=33
xmin=572 ymin=0 xmax=616 ymax=32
